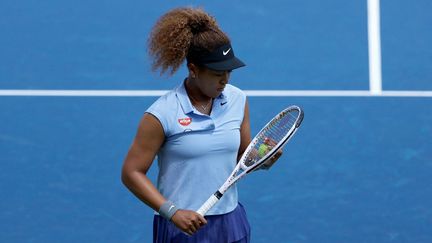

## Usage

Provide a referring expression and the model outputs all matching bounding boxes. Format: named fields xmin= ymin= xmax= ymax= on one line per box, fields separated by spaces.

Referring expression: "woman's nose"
xmin=220 ymin=71 xmax=231 ymax=84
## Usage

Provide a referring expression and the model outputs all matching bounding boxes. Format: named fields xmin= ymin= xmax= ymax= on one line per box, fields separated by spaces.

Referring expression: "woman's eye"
xmin=214 ymin=71 xmax=231 ymax=76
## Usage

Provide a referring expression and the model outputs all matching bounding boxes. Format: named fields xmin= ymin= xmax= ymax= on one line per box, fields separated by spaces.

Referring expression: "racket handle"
xmin=197 ymin=193 xmax=220 ymax=216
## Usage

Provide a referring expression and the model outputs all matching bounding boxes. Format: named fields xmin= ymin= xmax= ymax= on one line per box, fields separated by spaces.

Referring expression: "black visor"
xmin=188 ymin=43 xmax=246 ymax=71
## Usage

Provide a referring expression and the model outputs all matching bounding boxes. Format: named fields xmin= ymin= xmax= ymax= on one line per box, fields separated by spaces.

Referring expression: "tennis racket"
xmin=197 ymin=105 xmax=304 ymax=216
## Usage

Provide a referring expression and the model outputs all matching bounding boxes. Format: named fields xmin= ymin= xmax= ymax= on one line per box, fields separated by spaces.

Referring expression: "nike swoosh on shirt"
xmin=220 ymin=102 xmax=228 ymax=106
xmin=223 ymin=48 xmax=231 ymax=55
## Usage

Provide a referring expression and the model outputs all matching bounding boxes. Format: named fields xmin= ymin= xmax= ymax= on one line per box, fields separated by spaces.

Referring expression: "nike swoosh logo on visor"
xmin=223 ymin=48 xmax=231 ymax=55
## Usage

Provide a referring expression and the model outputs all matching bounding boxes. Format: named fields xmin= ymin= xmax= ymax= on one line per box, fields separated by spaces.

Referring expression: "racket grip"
xmin=197 ymin=194 xmax=220 ymax=216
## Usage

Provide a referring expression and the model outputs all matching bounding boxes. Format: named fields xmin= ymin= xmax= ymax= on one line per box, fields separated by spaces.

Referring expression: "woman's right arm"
xmin=121 ymin=113 xmax=207 ymax=235
xmin=121 ymin=113 xmax=166 ymax=211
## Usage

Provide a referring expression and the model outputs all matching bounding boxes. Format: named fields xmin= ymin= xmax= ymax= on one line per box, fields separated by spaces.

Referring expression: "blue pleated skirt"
xmin=153 ymin=203 xmax=251 ymax=243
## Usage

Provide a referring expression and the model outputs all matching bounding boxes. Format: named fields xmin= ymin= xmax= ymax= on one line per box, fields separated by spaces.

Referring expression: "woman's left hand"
xmin=260 ymin=149 xmax=283 ymax=170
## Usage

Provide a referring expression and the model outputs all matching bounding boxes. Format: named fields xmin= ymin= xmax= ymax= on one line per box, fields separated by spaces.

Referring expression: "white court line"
xmin=0 ymin=90 xmax=168 ymax=97
xmin=367 ymin=0 xmax=383 ymax=95
xmin=0 ymin=90 xmax=432 ymax=97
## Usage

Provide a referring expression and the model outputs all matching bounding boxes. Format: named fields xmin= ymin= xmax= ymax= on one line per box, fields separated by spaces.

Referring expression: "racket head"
xmin=240 ymin=105 xmax=304 ymax=172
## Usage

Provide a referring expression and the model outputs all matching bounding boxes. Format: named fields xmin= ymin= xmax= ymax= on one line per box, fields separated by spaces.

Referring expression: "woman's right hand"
xmin=171 ymin=209 xmax=207 ymax=235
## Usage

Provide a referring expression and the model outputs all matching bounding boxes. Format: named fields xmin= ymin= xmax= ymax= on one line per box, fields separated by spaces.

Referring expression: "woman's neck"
xmin=185 ymin=77 xmax=213 ymax=113
xmin=185 ymin=77 xmax=208 ymax=101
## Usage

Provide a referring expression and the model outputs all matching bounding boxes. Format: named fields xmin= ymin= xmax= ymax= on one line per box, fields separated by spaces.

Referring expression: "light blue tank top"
xmin=146 ymin=81 xmax=246 ymax=215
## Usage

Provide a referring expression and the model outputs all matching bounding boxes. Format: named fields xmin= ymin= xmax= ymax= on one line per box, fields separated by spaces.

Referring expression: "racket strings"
xmin=244 ymin=110 xmax=299 ymax=167
xmin=262 ymin=110 xmax=298 ymax=140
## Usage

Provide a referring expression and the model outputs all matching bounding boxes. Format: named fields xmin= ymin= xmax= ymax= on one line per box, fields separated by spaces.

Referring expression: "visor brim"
xmin=203 ymin=57 xmax=246 ymax=71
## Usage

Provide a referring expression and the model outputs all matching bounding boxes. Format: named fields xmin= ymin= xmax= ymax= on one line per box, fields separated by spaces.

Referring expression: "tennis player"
xmin=121 ymin=7 xmax=281 ymax=242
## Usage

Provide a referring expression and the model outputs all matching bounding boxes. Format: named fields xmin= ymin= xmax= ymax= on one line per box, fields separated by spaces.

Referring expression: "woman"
xmin=121 ymin=7 xmax=280 ymax=242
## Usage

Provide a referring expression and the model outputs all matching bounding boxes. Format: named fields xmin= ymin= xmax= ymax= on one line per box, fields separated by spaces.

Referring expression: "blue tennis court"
xmin=1 ymin=1 xmax=431 ymax=242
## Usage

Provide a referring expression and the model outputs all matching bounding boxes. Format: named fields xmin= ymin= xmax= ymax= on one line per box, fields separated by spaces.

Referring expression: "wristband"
xmin=159 ymin=201 xmax=178 ymax=220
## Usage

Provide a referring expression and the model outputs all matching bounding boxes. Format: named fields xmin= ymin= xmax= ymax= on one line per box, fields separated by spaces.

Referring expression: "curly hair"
xmin=148 ymin=7 xmax=230 ymax=75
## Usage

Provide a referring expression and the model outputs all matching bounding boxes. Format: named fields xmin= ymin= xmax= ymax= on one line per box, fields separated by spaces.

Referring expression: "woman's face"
xmin=194 ymin=67 xmax=232 ymax=98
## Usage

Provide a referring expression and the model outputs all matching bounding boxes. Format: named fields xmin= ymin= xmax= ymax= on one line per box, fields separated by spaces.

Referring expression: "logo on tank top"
xmin=178 ymin=117 xmax=192 ymax=126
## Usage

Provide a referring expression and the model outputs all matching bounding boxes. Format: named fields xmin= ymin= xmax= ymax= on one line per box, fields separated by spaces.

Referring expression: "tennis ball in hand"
xmin=258 ymin=144 xmax=270 ymax=157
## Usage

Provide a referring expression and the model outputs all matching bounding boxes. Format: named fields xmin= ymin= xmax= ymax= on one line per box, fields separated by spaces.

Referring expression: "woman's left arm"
xmin=238 ymin=99 xmax=251 ymax=161
xmin=237 ymin=99 xmax=283 ymax=169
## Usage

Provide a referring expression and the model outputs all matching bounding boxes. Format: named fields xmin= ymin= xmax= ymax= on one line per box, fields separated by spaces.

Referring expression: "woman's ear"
xmin=187 ymin=63 xmax=198 ymax=78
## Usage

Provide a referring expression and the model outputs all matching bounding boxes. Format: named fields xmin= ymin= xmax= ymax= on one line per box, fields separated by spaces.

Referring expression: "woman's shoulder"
xmin=224 ymin=84 xmax=246 ymax=98
xmin=145 ymin=88 xmax=180 ymax=136
xmin=224 ymin=84 xmax=246 ymax=107
xmin=147 ymin=88 xmax=178 ymax=110
xmin=225 ymin=84 xmax=243 ymax=93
